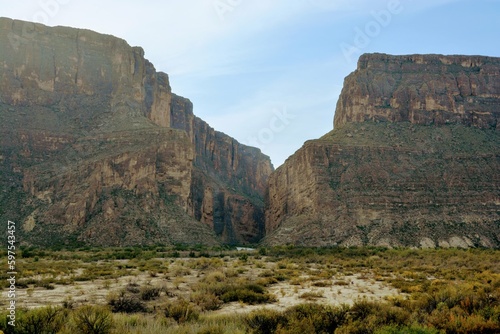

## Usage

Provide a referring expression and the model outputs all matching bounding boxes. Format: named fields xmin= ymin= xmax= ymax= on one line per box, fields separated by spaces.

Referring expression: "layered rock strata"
xmin=265 ymin=53 xmax=500 ymax=248
xmin=0 ymin=17 xmax=272 ymax=246
xmin=334 ymin=53 xmax=500 ymax=130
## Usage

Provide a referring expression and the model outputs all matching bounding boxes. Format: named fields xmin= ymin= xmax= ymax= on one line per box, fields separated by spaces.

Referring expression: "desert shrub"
xmin=312 ymin=280 xmax=332 ymax=287
xmin=171 ymin=265 xmax=191 ymax=276
xmin=164 ymin=299 xmax=200 ymax=324
xmin=259 ymin=270 xmax=275 ymax=278
xmin=221 ymin=284 xmax=276 ymax=305
xmin=189 ymin=257 xmax=224 ymax=270
xmin=5 ymin=306 xmax=66 ymax=334
xmin=282 ymin=303 xmax=349 ymax=333
xmin=374 ymin=325 xmax=440 ymax=334
xmin=71 ymin=305 xmax=114 ymax=334
xmin=246 ymin=309 xmax=286 ymax=334
xmin=140 ymin=286 xmax=161 ymax=301
xmin=107 ymin=291 xmax=147 ymax=313
xmin=203 ymin=271 xmax=226 ymax=284
xmin=428 ymin=306 xmax=500 ymax=334
xmin=196 ymin=278 xmax=275 ymax=306
xmin=125 ymin=282 xmax=140 ymax=294
xmin=298 ymin=291 xmax=324 ymax=300
xmin=196 ymin=324 xmax=226 ymax=334
xmin=338 ymin=299 xmax=410 ymax=333
xmin=275 ymin=272 xmax=289 ymax=281
xmin=334 ymin=280 xmax=350 ymax=286
xmin=246 ymin=304 xmax=348 ymax=334
xmin=256 ymin=277 xmax=279 ymax=286
xmin=190 ymin=291 xmax=224 ymax=311
xmin=349 ymin=299 xmax=381 ymax=321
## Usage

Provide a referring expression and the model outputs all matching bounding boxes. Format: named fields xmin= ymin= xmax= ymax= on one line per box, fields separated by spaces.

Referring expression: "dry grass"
xmin=0 ymin=246 xmax=498 ymax=333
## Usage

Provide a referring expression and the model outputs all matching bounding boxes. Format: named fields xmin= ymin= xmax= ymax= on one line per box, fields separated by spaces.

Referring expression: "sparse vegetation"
xmin=0 ymin=246 xmax=498 ymax=333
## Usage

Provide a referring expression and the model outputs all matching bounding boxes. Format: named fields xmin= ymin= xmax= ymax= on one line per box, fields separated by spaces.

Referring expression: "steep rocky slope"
xmin=265 ymin=53 xmax=500 ymax=248
xmin=0 ymin=17 xmax=272 ymax=246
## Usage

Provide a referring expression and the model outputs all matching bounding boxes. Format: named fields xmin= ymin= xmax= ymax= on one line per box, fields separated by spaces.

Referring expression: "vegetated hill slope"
xmin=0 ymin=17 xmax=272 ymax=247
xmin=265 ymin=53 xmax=500 ymax=248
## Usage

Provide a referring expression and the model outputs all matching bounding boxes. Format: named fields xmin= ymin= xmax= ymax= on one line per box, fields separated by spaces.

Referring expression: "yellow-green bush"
xmin=164 ymin=299 xmax=200 ymax=324
xmin=71 ymin=305 xmax=114 ymax=334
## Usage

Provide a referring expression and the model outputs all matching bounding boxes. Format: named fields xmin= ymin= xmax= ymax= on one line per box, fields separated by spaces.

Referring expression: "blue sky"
xmin=2 ymin=0 xmax=499 ymax=167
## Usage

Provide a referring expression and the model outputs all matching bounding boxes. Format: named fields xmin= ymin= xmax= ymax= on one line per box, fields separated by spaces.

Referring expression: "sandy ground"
xmin=214 ymin=274 xmax=400 ymax=315
xmin=3 ymin=257 xmax=402 ymax=313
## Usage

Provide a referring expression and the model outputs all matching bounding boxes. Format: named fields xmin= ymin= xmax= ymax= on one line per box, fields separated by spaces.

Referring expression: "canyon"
xmin=1 ymin=18 xmax=498 ymax=248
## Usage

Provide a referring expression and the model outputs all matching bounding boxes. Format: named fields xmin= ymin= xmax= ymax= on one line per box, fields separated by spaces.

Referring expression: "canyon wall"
xmin=170 ymin=94 xmax=273 ymax=244
xmin=265 ymin=54 xmax=500 ymax=248
xmin=0 ymin=17 xmax=272 ymax=246
xmin=334 ymin=53 xmax=500 ymax=130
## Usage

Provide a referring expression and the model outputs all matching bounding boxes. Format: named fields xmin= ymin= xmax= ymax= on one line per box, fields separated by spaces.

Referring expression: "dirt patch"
xmin=8 ymin=257 xmax=401 ymax=315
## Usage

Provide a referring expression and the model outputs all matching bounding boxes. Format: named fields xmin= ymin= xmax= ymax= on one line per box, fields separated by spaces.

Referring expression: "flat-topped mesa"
xmin=265 ymin=53 xmax=500 ymax=248
xmin=0 ymin=17 xmax=172 ymax=128
xmin=333 ymin=53 xmax=500 ymax=130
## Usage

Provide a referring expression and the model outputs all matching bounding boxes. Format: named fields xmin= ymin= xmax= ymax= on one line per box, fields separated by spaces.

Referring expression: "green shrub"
xmin=298 ymin=291 xmax=324 ymax=300
xmin=140 ymin=286 xmax=161 ymax=301
xmin=190 ymin=291 xmax=224 ymax=311
xmin=221 ymin=284 xmax=276 ymax=304
xmin=164 ymin=299 xmax=200 ymax=324
xmin=375 ymin=325 xmax=440 ymax=334
xmin=246 ymin=309 xmax=285 ymax=334
xmin=107 ymin=291 xmax=146 ymax=313
xmin=71 ymin=305 xmax=114 ymax=334
xmin=282 ymin=303 xmax=349 ymax=333
xmin=246 ymin=304 xmax=349 ymax=334
xmin=16 ymin=306 xmax=66 ymax=334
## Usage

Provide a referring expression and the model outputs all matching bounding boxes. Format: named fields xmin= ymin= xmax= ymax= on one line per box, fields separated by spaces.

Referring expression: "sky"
xmin=1 ymin=0 xmax=500 ymax=167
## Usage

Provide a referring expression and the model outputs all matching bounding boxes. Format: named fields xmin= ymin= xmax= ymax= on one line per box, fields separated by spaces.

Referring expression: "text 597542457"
xmin=6 ymin=220 xmax=16 ymax=327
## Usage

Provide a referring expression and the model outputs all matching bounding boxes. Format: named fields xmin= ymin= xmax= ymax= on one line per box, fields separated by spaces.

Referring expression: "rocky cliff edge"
xmin=0 ymin=17 xmax=273 ymax=246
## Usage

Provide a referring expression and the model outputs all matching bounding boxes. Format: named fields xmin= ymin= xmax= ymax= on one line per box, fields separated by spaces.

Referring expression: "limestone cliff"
xmin=265 ymin=53 xmax=500 ymax=248
xmin=334 ymin=53 xmax=500 ymax=130
xmin=0 ymin=17 xmax=272 ymax=246
xmin=170 ymin=94 xmax=273 ymax=244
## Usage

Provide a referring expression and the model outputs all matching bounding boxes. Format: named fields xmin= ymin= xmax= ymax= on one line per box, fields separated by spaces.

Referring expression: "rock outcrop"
xmin=170 ymin=95 xmax=273 ymax=244
xmin=334 ymin=53 xmax=500 ymax=130
xmin=265 ymin=53 xmax=500 ymax=248
xmin=0 ymin=17 xmax=272 ymax=247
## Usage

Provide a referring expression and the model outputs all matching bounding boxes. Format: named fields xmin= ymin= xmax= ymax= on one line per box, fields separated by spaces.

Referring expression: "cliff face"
xmin=265 ymin=54 xmax=500 ymax=248
xmin=170 ymin=95 xmax=273 ymax=244
xmin=334 ymin=53 xmax=500 ymax=130
xmin=0 ymin=17 xmax=272 ymax=246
